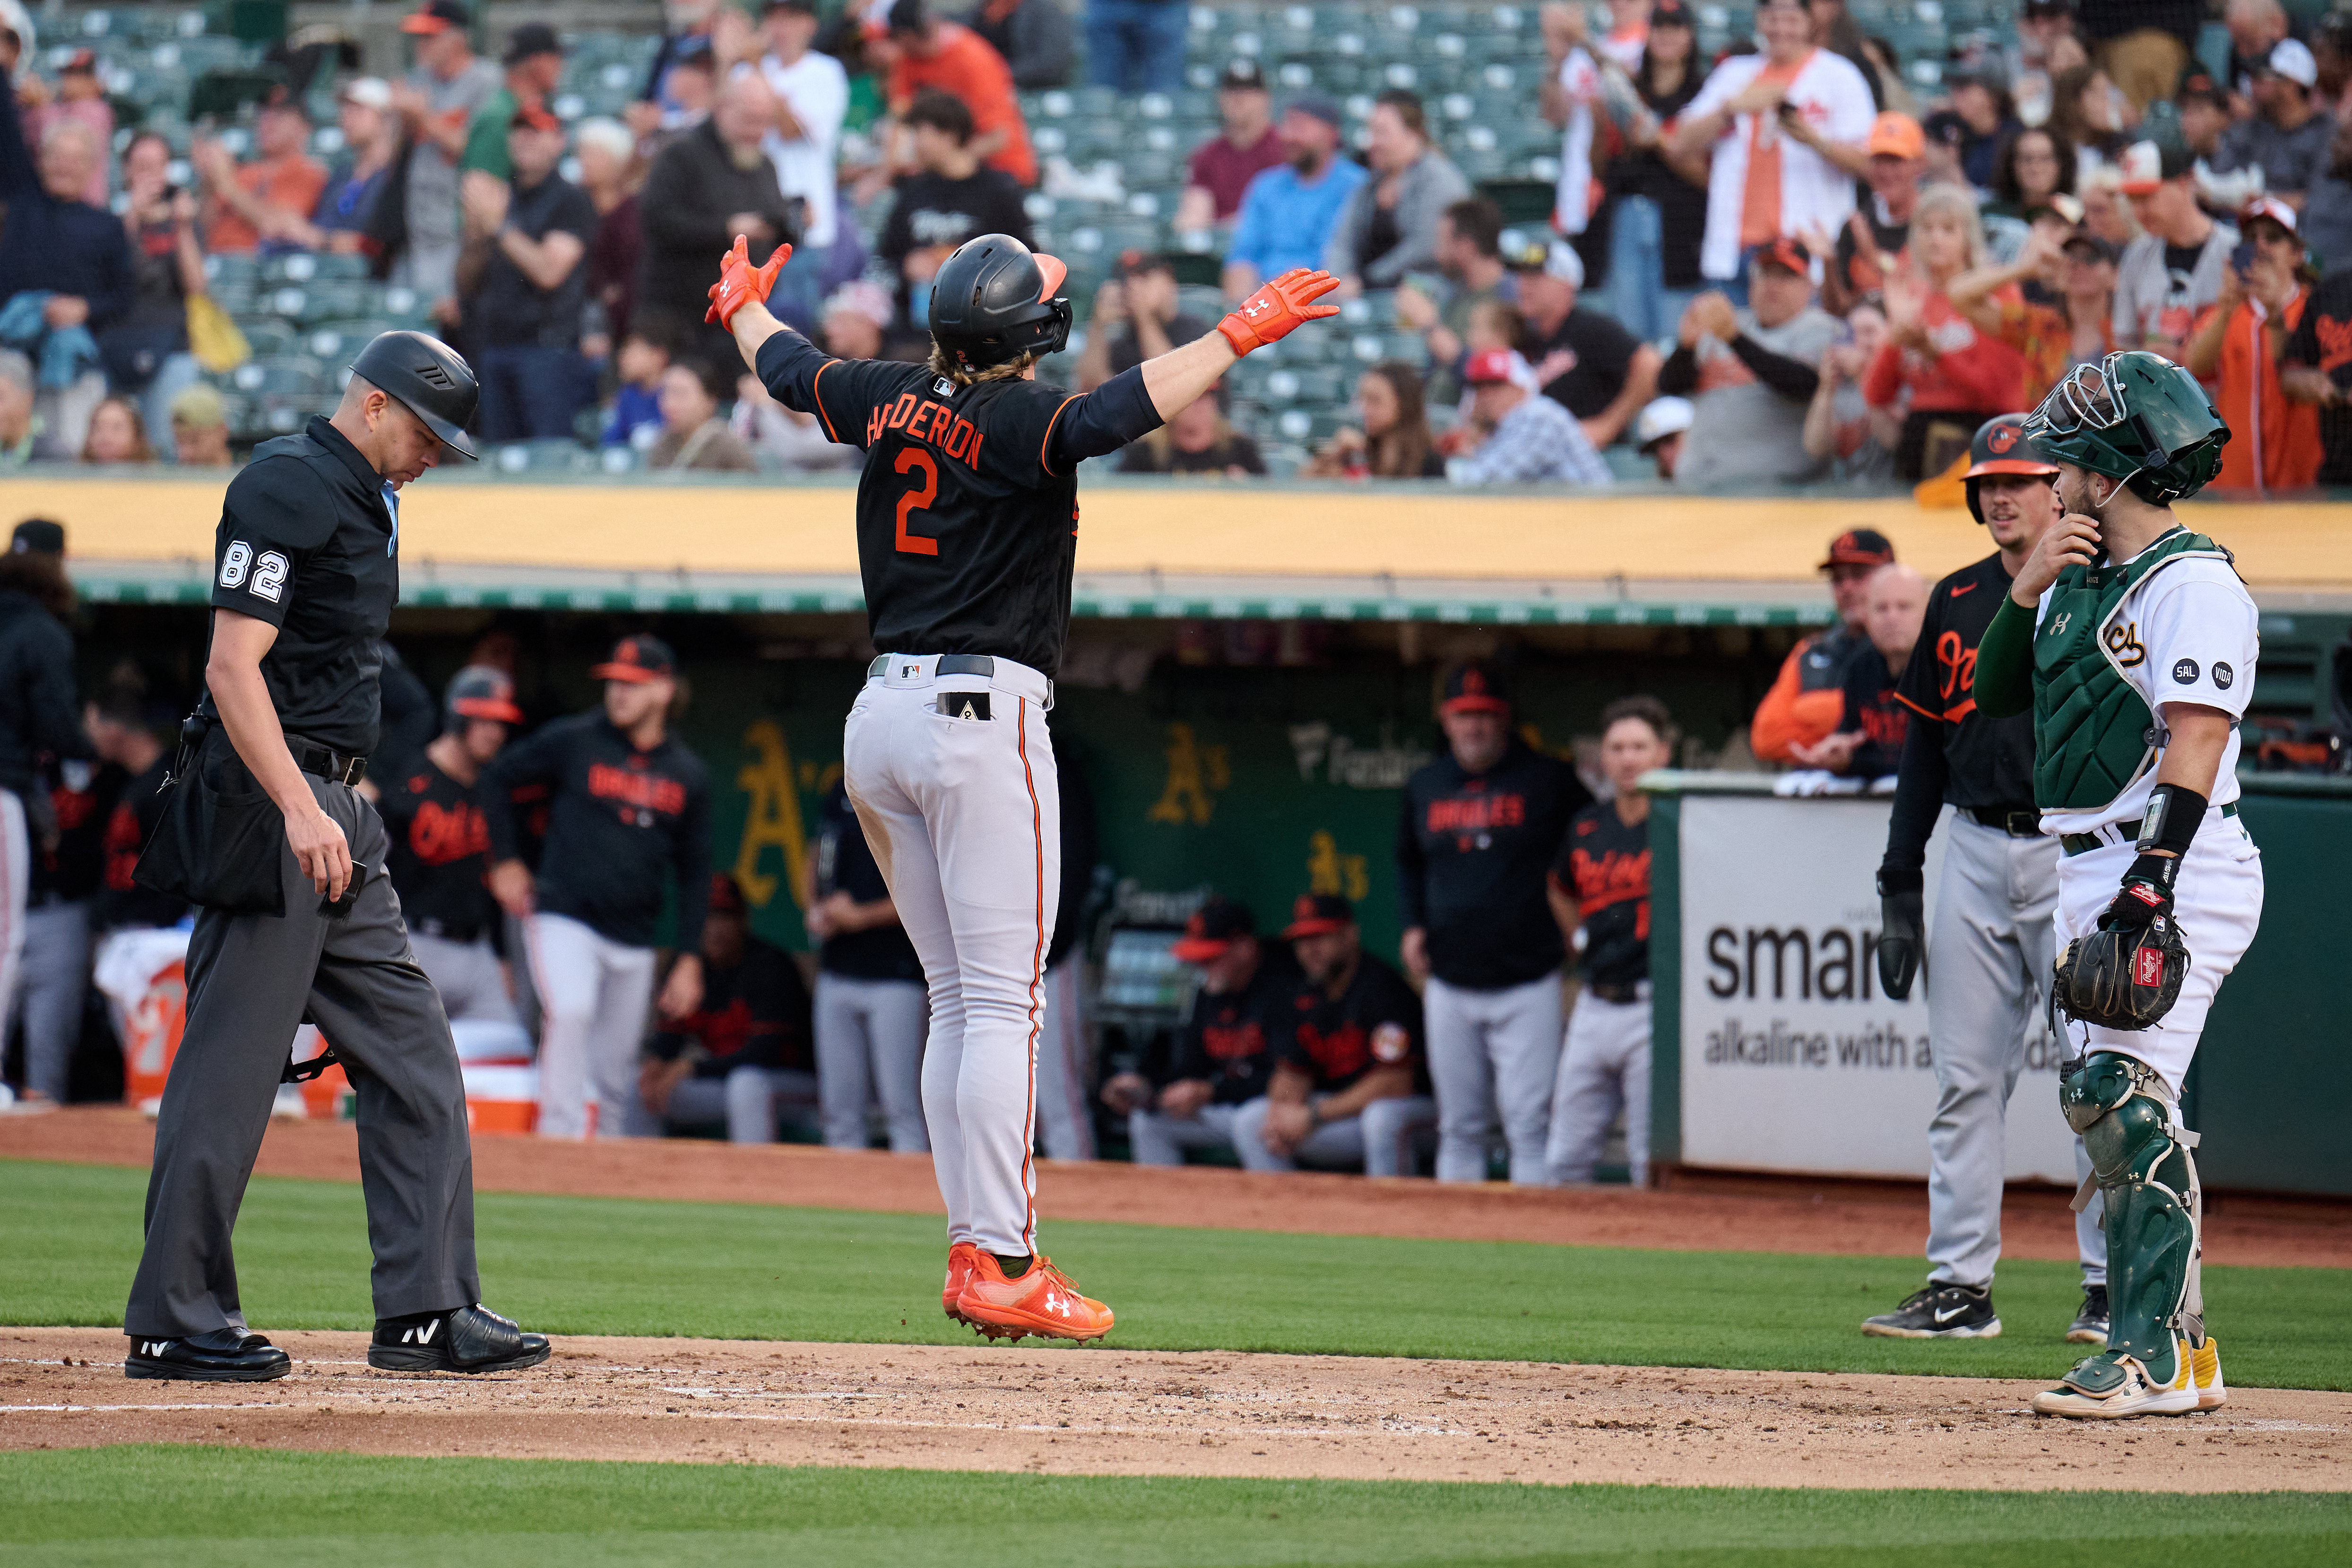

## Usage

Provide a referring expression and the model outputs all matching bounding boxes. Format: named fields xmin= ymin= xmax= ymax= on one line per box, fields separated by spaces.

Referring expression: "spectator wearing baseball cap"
xmin=1076 ymin=250 xmax=1210 ymax=392
xmin=286 ymin=78 xmax=401 ymax=258
xmin=1669 ymin=0 xmax=1876 ymax=293
xmin=1656 ymin=238 xmax=1843 ymax=488
xmin=458 ymin=21 xmax=566 ymax=182
xmin=2172 ymin=71 xmax=2232 ymax=165
xmin=2188 ymin=197 xmax=2322 ymax=494
xmin=1824 ymin=112 xmax=1926 ymax=313
xmin=2112 ymin=139 xmax=2238 ymax=367
xmin=1503 ymin=231 xmax=1659 ymax=449
xmin=1221 ymin=93 xmax=1367 ymax=301
xmin=1177 ymin=61 xmax=1281 ymax=233
xmin=1750 ymin=528 xmax=1897 ymax=765
xmin=1632 ymin=395 xmax=1693 ymax=480
xmin=168 ymin=383 xmax=233 ymax=468
xmin=392 ymin=0 xmax=504 ymax=310
xmin=1445 ymin=348 xmax=1613 ymax=486
xmin=2214 ymin=39 xmax=2337 ymax=206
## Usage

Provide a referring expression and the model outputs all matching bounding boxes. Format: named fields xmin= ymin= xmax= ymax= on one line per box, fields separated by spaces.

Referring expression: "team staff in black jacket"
xmin=1396 ymin=661 xmax=1590 ymax=1185
xmin=483 ymin=634 xmax=713 ymax=1140
xmin=380 ymin=666 xmax=527 ymax=1046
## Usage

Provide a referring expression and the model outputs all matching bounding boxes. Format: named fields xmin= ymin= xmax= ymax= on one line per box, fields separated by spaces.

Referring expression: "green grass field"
xmin=6 ymin=1159 xmax=2348 ymax=1388
xmin=1 ymin=1447 xmax=2346 ymax=1568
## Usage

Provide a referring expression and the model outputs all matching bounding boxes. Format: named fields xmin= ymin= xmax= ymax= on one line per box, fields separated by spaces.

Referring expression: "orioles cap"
xmin=1819 ymin=528 xmax=1896 ymax=570
xmin=592 ymin=634 xmax=675 ymax=684
xmin=1439 ymin=660 xmax=1510 ymax=715
xmin=1170 ymin=897 xmax=1256 ymax=963
xmin=1280 ymin=892 xmax=1354 ymax=941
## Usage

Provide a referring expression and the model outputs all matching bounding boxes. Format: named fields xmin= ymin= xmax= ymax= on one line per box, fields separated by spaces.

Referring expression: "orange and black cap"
xmin=401 ymin=0 xmax=470 ymax=35
xmin=1818 ymin=528 xmax=1895 ymax=571
xmin=1280 ymin=893 xmax=1354 ymax=941
xmin=444 ymin=664 xmax=524 ymax=728
xmin=709 ymin=873 xmax=748 ymax=918
xmin=592 ymin=634 xmax=676 ymax=684
xmin=1170 ymin=897 xmax=1255 ymax=963
xmin=1439 ymin=659 xmax=1510 ymax=717
xmin=1963 ymin=413 xmax=2059 ymax=481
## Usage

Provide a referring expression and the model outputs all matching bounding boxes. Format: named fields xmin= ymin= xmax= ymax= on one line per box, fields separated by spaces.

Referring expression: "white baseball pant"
xmin=2051 ymin=809 xmax=2264 ymax=1098
xmin=526 ymin=910 xmax=657 ymax=1139
xmin=813 ymin=970 xmax=930 ymax=1152
xmin=1232 ymin=1093 xmax=1438 ymax=1177
xmin=1546 ymin=985 xmax=1652 ymax=1186
xmin=844 ymin=654 xmax=1058 ymax=1259
xmin=1424 ymin=970 xmax=1563 ymax=1184
xmin=410 ymin=931 xmax=520 ymax=1026
xmin=1129 ymin=1100 xmax=1250 ymax=1166
xmin=1033 ymin=955 xmax=1096 ymax=1160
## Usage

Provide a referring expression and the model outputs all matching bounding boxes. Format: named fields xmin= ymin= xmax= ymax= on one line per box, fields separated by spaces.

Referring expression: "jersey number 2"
xmin=894 ymin=450 xmax=939 ymax=556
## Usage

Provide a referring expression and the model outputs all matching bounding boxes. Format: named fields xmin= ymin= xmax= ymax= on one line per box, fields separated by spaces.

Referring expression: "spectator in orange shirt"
xmin=192 ymin=91 xmax=328 ymax=256
xmin=1947 ymin=199 xmax=2118 ymax=409
xmin=2188 ymin=197 xmax=2324 ymax=494
xmin=1859 ymin=185 xmax=2028 ymax=480
xmin=872 ymin=0 xmax=1036 ymax=188
xmin=1749 ymin=528 xmax=1895 ymax=765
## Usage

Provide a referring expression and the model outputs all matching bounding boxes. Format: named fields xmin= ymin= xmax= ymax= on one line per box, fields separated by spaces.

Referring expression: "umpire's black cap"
xmin=349 ymin=330 xmax=480 ymax=459
xmin=928 ymin=234 xmax=1073 ymax=370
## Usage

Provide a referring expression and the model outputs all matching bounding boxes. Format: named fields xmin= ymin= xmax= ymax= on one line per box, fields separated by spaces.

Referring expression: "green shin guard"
xmin=2059 ymin=1052 xmax=2204 ymax=1392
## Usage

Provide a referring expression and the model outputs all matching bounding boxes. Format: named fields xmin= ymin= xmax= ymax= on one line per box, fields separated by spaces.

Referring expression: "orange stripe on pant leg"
xmin=1017 ymin=697 xmax=1046 ymax=1254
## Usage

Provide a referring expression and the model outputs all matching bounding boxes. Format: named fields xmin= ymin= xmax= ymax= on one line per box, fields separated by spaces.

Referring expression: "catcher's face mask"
xmin=2032 ymin=359 xmax=2127 ymax=440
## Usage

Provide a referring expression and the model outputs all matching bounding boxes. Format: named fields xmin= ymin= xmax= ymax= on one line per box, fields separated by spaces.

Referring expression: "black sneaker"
xmin=125 ymin=1328 xmax=292 ymax=1382
xmin=367 ymin=1304 xmax=551 ymax=1374
xmin=1861 ymin=1282 xmax=2001 ymax=1339
xmin=2066 ymin=1284 xmax=2110 ymax=1346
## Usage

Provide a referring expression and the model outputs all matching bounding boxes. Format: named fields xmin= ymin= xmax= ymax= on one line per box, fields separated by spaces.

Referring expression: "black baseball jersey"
xmin=753 ymin=329 xmax=1162 ymax=678
xmin=97 ymin=755 xmax=186 ymax=930
xmin=1164 ymin=953 xmax=1299 ymax=1105
xmin=813 ymin=780 xmax=922 ymax=982
xmin=34 ymin=762 xmax=121 ymax=904
xmin=380 ymin=754 xmax=497 ymax=943
xmin=1840 ymin=648 xmax=1909 ymax=780
xmin=481 ymin=709 xmax=713 ymax=951
xmin=1277 ymin=952 xmax=1425 ymax=1095
xmin=648 ymin=936 xmax=815 ymax=1076
xmin=197 ymin=415 xmax=399 ymax=756
xmin=1550 ymin=801 xmax=1652 ymax=988
xmin=1395 ymin=738 xmax=1591 ymax=990
xmin=1883 ymin=553 xmax=2040 ymax=875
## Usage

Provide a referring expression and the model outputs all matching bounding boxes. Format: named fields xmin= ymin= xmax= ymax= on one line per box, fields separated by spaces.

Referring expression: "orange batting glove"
xmin=705 ymin=234 xmax=793 ymax=329
xmin=1217 ymin=267 xmax=1342 ymax=356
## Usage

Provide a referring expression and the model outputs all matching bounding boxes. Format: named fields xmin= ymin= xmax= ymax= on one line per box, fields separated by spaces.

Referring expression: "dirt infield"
xmin=3 ymin=1328 xmax=2344 ymax=1492
xmin=7 ymin=1108 xmax=2350 ymax=1267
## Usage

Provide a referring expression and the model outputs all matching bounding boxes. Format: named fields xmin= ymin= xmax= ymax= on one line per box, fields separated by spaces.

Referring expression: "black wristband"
xmin=1876 ymin=866 xmax=1923 ymax=896
xmin=2134 ymin=783 xmax=2208 ymax=856
xmin=2125 ymin=851 xmax=2181 ymax=891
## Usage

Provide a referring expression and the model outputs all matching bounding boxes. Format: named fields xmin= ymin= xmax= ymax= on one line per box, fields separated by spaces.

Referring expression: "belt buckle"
xmin=2006 ymin=810 xmax=2037 ymax=837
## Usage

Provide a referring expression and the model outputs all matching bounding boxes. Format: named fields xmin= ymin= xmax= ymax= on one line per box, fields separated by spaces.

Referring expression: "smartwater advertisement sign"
xmin=1676 ymin=793 xmax=2080 ymax=1181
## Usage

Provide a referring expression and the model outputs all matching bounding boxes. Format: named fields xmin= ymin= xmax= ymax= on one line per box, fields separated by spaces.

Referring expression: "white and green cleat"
xmin=2031 ymin=1341 xmax=2210 ymax=1419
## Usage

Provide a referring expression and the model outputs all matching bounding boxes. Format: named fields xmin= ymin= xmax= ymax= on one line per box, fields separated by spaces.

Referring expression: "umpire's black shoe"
xmin=1861 ymin=1282 xmax=2002 ymax=1339
xmin=368 ymin=1304 xmax=551 ymax=1374
xmin=125 ymin=1328 xmax=293 ymax=1382
xmin=2066 ymin=1283 xmax=2111 ymax=1346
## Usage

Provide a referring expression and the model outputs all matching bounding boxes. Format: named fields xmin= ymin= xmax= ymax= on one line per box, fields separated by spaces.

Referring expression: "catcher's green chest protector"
xmin=2032 ymin=531 xmax=2231 ymax=813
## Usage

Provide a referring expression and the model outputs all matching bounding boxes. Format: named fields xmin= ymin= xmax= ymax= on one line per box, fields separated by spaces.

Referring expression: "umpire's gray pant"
xmin=1926 ymin=815 xmax=2105 ymax=1288
xmin=124 ymin=770 xmax=478 ymax=1338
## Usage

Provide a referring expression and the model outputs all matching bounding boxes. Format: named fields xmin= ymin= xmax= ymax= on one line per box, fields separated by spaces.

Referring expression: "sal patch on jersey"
xmin=936 ymin=692 xmax=991 ymax=721
xmin=1371 ymin=1022 xmax=1411 ymax=1063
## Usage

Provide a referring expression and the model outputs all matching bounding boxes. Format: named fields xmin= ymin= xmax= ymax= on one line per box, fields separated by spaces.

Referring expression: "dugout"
xmin=28 ymin=469 xmax=2352 ymax=1183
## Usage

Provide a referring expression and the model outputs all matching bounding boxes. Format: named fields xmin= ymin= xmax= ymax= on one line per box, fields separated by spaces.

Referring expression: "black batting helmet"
xmin=349 ymin=330 xmax=481 ymax=459
xmin=443 ymin=664 xmax=523 ymax=733
xmin=927 ymin=233 xmax=1072 ymax=370
xmin=1963 ymin=412 xmax=2058 ymax=525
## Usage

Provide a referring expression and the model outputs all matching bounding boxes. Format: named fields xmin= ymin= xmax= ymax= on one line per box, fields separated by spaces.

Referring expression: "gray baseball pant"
xmin=1032 ymin=956 xmax=1095 ymax=1160
xmin=1231 ymin=1093 xmax=1438 ymax=1177
xmin=525 ymin=912 xmax=656 ymax=1140
xmin=1424 ymin=971 xmax=1562 ymax=1184
xmin=12 ymin=899 xmax=89 ymax=1104
xmin=1546 ymin=985 xmax=1652 ymax=1186
xmin=125 ymin=774 xmax=478 ymax=1337
xmin=813 ymin=970 xmax=929 ymax=1152
xmin=1128 ymin=1100 xmax=1249 ymax=1166
xmin=1926 ymin=815 xmax=2106 ymax=1288
xmin=409 ymin=931 xmax=518 ymax=1025
xmin=664 ymin=1064 xmax=821 ymax=1144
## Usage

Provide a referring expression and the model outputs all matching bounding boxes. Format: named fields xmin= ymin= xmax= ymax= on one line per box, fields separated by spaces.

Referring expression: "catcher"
xmin=1975 ymin=350 xmax=2259 ymax=1420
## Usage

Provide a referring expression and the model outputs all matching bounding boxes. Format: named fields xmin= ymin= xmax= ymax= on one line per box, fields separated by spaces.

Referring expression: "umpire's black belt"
xmin=291 ymin=740 xmax=367 ymax=787
xmin=1964 ymin=805 xmax=2042 ymax=837
xmin=2060 ymin=801 xmax=2237 ymax=857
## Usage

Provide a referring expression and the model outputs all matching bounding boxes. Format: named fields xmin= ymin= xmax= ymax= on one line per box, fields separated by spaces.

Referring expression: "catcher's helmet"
xmin=1962 ymin=413 xmax=2058 ymax=525
xmin=443 ymin=664 xmax=524 ymax=734
xmin=349 ymin=330 xmax=481 ymax=459
xmin=2020 ymin=349 xmax=2227 ymax=506
xmin=927 ymin=233 xmax=1072 ymax=369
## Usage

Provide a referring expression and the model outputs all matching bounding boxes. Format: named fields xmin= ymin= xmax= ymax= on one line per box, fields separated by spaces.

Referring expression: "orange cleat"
xmin=953 ymin=1252 xmax=1115 ymax=1343
xmin=943 ymin=1241 xmax=981 ymax=1324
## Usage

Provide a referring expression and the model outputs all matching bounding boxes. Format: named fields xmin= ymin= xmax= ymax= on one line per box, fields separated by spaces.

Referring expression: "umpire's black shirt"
xmin=197 ymin=416 xmax=398 ymax=756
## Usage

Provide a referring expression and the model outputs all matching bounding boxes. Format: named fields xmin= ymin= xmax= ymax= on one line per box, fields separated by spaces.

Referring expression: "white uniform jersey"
xmin=2034 ymin=547 xmax=2259 ymax=838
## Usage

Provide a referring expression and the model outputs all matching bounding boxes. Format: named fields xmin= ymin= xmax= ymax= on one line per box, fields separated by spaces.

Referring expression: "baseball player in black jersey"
xmin=380 ymin=667 xmax=526 ymax=1047
xmin=482 ymin=635 xmax=713 ymax=1141
xmin=1397 ymin=661 xmax=1591 ymax=1185
xmin=88 ymin=688 xmax=183 ymax=935
xmin=122 ymin=330 xmax=546 ymax=1382
xmin=1545 ymin=697 xmax=1674 ymax=1186
xmin=1863 ymin=414 xmax=2108 ymax=1343
xmin=1235 ymin=894 xmax=1435 ymax=1176
xmin=714 ymin=227 xmax=1340 ymax=1340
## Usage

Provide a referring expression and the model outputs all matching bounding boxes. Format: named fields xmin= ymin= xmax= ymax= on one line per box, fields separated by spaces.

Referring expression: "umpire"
xmin=122 ymin=332 xmax=549 ymax=1382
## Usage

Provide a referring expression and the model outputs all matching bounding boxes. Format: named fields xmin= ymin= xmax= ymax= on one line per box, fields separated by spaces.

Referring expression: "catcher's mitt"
xmin=2053 ymin=913 xmax=2190 ymax=1031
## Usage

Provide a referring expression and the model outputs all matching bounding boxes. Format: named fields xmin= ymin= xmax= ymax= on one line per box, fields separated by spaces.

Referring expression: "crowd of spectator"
xmin=7 ymin=0 xmax=2352 ymax=488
